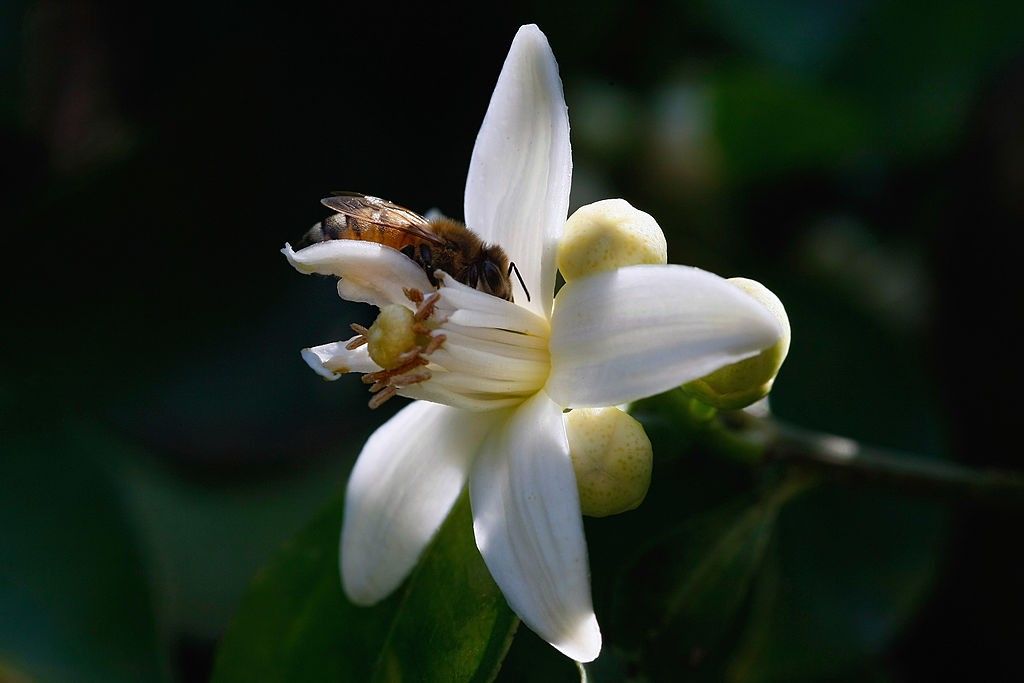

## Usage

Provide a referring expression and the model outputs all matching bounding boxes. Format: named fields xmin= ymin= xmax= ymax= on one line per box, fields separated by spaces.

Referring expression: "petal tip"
xmin=300 ymin=347 xmax=343 ymax=380
xmin=552 ymin=613 xmax=602 ymax=663
xmin=339 ymin=561 xmax=383 ymax=607
xmin=514 ymin=23 xmax=545 ymax=42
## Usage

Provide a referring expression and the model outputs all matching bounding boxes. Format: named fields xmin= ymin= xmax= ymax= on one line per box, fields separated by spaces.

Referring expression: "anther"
xmin=395 ymin=348 xmax=422 ymax=364
xmin=345 ymin=335 xmax=368 ymax=350
xmin=389 ymin=368 xmax=432 ymax=386
xmin=415 ymin=292 xmax=441 ymax=321
xmin=350 ymin=323 xmax=370 ymax=336
xmin=362 ymin=370 xmax=388 ymax=384
xmin=404 ymin=288 xmax=424 ymax=305
xmin=368 ymin=386 xmax=397 ymax=409
xmin=423 ymin=333 xmax=446 ymax=355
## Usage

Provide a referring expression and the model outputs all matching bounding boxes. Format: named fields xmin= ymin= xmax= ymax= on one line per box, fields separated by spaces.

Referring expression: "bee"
xmin=297 ymin=192 xmax=529 ymax=302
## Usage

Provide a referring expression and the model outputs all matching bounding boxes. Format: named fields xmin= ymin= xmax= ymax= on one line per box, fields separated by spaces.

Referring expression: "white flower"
xmin=284 ymin=25 xmax=781 ymax=663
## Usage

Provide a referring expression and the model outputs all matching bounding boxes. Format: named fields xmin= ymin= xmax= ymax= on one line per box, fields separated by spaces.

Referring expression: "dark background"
xmin=3 ymin=1 xmax=1023 ymax=681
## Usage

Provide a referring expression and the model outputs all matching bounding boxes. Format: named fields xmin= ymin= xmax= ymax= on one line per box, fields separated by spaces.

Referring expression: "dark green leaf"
xmin=212 ymin=493 xmax=518 ymax=682
xmin=612 ymin=475 xmax=807 ymax=679
xmin=0 ymin=428 xmax=167 ymax=682
xmin=703 ymin=0 xmax=866 ymax=74
xmin=711 ymin=69 xmax=869 ymax=184
xmin=726 ymin=485 xmax=946 ymax=682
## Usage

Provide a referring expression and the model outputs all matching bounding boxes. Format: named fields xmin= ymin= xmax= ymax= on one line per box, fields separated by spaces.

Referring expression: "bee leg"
xmin=401 ymin=244 xmax=416 ymax=260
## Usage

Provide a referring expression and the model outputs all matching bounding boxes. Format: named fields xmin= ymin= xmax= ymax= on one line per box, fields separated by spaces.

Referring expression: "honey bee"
xmin=297 ymin=192 xmax=529 ymax=302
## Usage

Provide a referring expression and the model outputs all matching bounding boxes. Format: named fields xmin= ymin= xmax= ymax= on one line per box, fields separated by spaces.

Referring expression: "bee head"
xmin=467 ymin=246 xmax=514 ymax=302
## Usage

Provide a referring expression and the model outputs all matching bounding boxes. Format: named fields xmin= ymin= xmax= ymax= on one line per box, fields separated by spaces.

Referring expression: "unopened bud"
xmin=558 ymin=199 xmax=667 ymax=281
xmin=683 ymin=278 xmax=790 ymax=410
xmin=366 ymin=304 xmax=417 ymax=370
xmin=566 ymin=407 xmax=653 ymax=518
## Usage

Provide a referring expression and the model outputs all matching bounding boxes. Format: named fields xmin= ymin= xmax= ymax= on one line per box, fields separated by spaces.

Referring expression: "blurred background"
xmin=3 ymin=1 xmax=1022 ymax=681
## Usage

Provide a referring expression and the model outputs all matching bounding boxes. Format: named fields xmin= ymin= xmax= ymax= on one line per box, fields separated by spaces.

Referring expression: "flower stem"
xmin=726 ymin=413 xmax=1024 ymax=510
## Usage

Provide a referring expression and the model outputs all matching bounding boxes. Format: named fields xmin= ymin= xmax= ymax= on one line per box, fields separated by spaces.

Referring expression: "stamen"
xmin=415 ymin=292 xmax=441 ymax=321
xmin=356 ymin=288 xmax=451 ymax=408
xmin=368 ymin=385 xmax=397 ymax=409
xmin=423 ymin=333 xmax=446 ymax=355
xmin=388 ymin=368 xmax=432 ymax=386
xmin=345 ymin=335 xmax=368 ymax=350
xmin=395 ymin=347 xmax=422 ymax=364
xmin=362 ymin=370 xmax=386 ymax=385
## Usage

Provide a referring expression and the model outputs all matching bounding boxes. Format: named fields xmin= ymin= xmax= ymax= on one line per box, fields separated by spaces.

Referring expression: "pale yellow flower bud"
xmin=683 ymin=278 xmax=791 ymax=410
xmin=366 ymin=304 xmax=417 ymax=370
xmin=557 ymin=199 xmax=667 ymax=281
xmin=566 ymin=407 xmax=653 ymax=518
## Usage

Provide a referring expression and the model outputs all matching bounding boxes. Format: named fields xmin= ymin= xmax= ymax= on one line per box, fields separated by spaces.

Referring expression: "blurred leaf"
xmin=726 ymin=485 xmax=946 ymax=682
xmin=0 ymin=428 xmax=167 ymax=682
xmin=702 ymin=0 xmax=867 ymax=74
xmin=721 ymin=270 xmax=948 ymax=681
xmin=113 ymin=447 xmax=354 ymax=640
xmin=711 ymin=68 xmax=869 ymax=183
xmin=494 ymin=625 xmax=579 ymax=683
xmin=836 ymin=0 xmax=1024 ymax=157
xmin=613 ymin=475 xmax=807 ymax=679
xmin=212 ymin=493 xmax=517 ymax=682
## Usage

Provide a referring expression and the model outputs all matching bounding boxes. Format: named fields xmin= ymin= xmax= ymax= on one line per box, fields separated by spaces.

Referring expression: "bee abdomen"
xmin=322 ymin=213 xmax=357 ymax=239
xmin=295 ymin=214 xmax=361 ymax=249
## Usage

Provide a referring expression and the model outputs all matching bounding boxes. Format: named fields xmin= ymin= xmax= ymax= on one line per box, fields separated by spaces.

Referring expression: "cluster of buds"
xmin=554 ymin=199 xmax=790 ymax=516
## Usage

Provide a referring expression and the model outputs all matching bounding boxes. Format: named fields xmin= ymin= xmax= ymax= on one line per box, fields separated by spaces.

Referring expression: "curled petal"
xmin=301 ymin=338 xmax=380 ymax=380
xmin=342 ymin=401 xmax=503 ymax=605
xmin=283 ymin=241 xmax=433 ymax=308
xmin=464 ymin=24 xmax=571 ymax=319
xmin=546 ymin=264 xmax=782 ymax=407
xmin=470 ymin=391 xmax=602 ymax=662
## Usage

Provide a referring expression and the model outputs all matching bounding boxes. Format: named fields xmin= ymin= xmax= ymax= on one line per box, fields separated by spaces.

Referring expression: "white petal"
xmin=283 ymin=241 xmax=433 ymax=308
xmin=436 ymin=272 xmax=551 ymax=338
xmin=399 ymin=383 xmax=526 ymax=412
xmin=301 ymin=338 xmax=380 ymax=380
xmin=342 ymin=401 xmax=503 ymax=605
xmin=470 ymin=391 xmax=601 ymax=662
xmin=464 ymin=24 xmax=571 ymax=319
xmin=546 ymin=265 xmax=782 ymax=407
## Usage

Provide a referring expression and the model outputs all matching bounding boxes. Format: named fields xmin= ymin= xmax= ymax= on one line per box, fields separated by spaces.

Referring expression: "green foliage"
xmin=612 ymin=477 xmax=801 ymax=681
xmin=212 ymin=494 xmax=517 ymax=683
xmin=727 ymin=486 xmax=945 ymax=682
xmin=0 ymin=429 xmax=167 ymax=682
xmin=711 ymin=69 xmax=870 ymax=184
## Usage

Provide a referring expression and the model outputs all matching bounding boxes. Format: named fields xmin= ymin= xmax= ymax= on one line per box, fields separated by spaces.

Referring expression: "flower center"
xmin=347 ymin=289 xmax=447 ymax=409
xmin=347 ymin=280 xmax=552 ymax=412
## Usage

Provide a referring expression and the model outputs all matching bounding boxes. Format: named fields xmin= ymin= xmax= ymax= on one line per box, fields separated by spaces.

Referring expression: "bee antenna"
xmin=507 ymin=261 xmax=531 ymax=302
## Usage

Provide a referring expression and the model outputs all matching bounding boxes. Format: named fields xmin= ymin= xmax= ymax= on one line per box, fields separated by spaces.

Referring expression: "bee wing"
xmin=322 ymin=193 xmax=447 ymax=246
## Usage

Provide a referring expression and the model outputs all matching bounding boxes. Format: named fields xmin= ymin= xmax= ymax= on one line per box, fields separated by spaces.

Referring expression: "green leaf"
xmin=611 ymin=475 xmax=807 ymax=679
xmin=711 ymin=68 xmax=869 ymax=184
xmin=725 ymin=485 xmax=946 ymax=682
xmin=703 ymin=0 xmax=865 ymax=74
xmin=0 ymin=428 xmax=168 ymax=683
xmin=212 ymin=493 xmax=518 ymax=682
